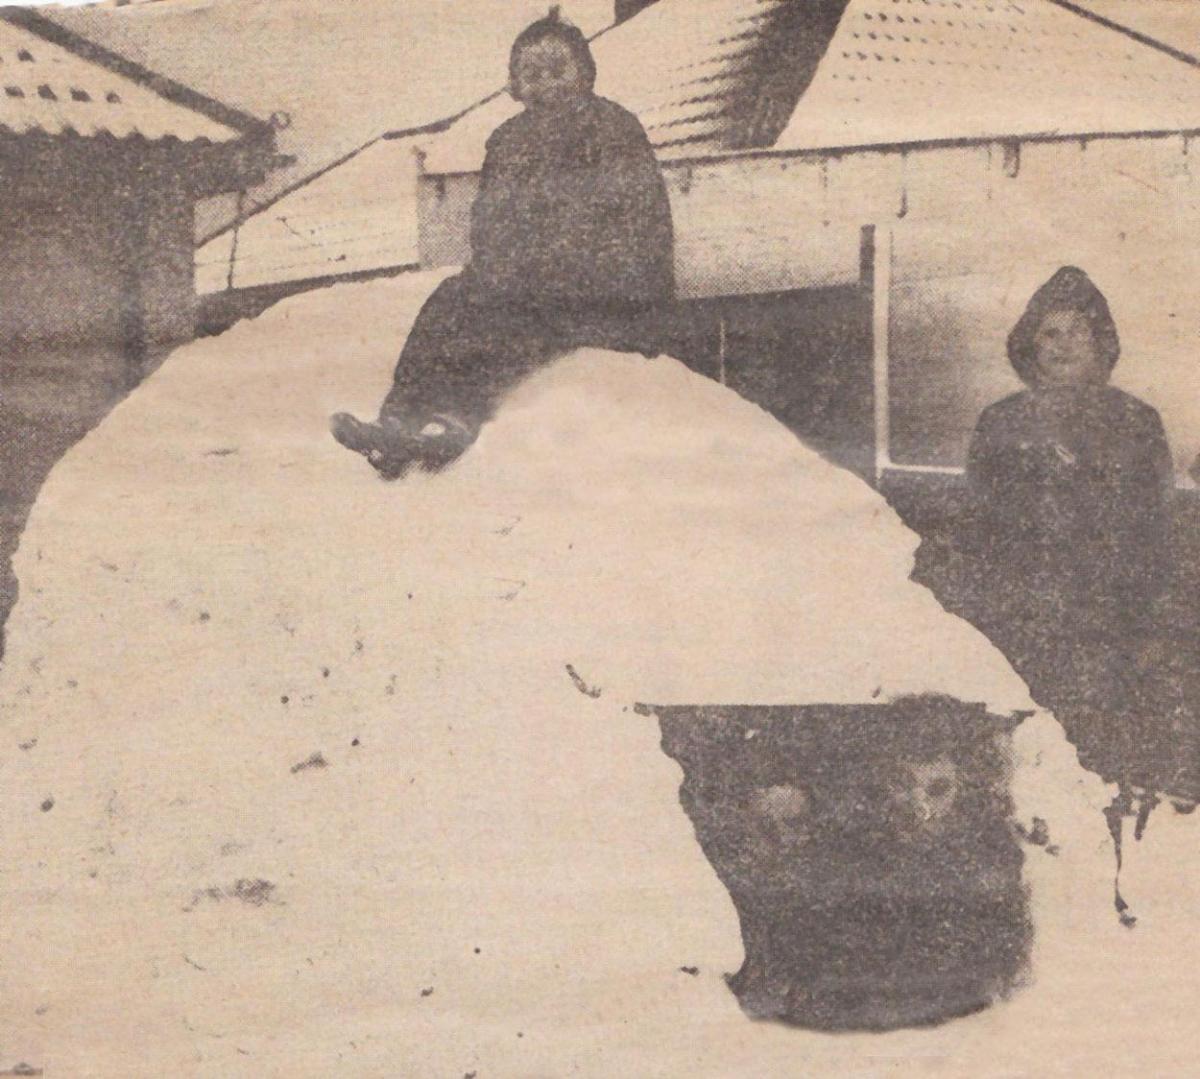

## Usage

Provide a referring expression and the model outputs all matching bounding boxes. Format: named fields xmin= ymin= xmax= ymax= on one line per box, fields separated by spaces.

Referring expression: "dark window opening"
xmin=662 ymin=284 xmax=874 ymax=480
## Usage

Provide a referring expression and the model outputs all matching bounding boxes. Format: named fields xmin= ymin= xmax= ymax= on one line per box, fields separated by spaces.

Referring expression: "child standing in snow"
xmin=332 ymin=8 xmax=675 ymax=478
xmin=960 ymin=266 xmax=1177 ymax=789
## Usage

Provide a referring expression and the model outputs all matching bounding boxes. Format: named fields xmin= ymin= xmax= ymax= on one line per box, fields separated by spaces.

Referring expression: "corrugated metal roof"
xmin=1074 ymin=1 xmax=1200 ymax=64
xmin=195 ymin=136 xmax=422 ymax=294
xmin=419 ymin=0 xmax=790 ymax=175
xmin=0 ymin=12 xmax=240 ymax=143
xmin=777 ymin=0 xmax=1200 ymax=151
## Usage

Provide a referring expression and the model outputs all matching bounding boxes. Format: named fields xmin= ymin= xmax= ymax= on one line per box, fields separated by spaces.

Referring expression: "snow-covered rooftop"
xmin=422 ymin=0 xmax=1200 ymax=174
xmin=0 ymin=8 xmax=249 ymax=143
xmin=1073 ymin=0 xmax=1200 ymax=65
xmin=777 ymin=0 xmax=1200 ymax=151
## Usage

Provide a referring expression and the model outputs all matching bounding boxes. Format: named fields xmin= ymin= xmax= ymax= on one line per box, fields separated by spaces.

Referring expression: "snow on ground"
xmin=0 ymin=273 xmax=1196 ymax=1076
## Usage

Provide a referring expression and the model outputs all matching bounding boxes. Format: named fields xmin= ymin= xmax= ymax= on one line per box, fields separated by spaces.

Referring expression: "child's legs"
xmin=380 ymin=274 xmax=475 ymax=423
xmin=380 ymin=276 xmax=559 ymax=429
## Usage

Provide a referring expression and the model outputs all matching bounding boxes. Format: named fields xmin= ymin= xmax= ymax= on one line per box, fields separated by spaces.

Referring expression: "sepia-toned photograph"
xmin=3 ymin=0 xmax=1200 ymax=1074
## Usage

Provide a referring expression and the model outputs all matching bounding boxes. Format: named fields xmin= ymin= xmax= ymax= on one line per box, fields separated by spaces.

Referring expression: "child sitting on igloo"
xmin=331 ymin=8 xmax=675 ymax=478
xmin=957 ymin=266 xmax=1182 ymax=794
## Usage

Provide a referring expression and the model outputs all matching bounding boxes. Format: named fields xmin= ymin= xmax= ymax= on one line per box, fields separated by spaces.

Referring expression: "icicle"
xmin=1103 ymin=787 xmax=1159 ymax=929
xmin=1104 ymin=789 xmax=1137 ymax=928
xmin=1134 ymin=792 xmax=1158 ymax=842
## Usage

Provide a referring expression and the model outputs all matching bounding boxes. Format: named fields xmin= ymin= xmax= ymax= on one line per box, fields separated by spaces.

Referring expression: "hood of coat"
xmin=1007 ymin=266 xmax=1121 ymax=386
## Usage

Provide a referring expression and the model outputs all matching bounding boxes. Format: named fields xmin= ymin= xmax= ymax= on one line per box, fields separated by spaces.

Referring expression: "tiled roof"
xmin=1073 ymin=1 xmax=1200 ymax=65
xmin=419 ymin=0 xmax=793 ymax=174
xmin=0 ymin=9 xmax=250 ymax=143
xmin=777 ymin=0 xmax=1200 ymax=151
xmin=422 ymin=0 xmax=1200 ymax=174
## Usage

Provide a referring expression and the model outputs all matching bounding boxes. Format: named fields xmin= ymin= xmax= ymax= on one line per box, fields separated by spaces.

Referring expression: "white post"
xmin=226 ymin=188 xmax=245 ymax=292
xmin=871 ymin=224 xmax=893 ymax=486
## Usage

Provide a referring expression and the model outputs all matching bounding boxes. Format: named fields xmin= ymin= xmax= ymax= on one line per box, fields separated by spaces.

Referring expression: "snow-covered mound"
xmin=0 ymin=273 xmax=1193 ymax=1077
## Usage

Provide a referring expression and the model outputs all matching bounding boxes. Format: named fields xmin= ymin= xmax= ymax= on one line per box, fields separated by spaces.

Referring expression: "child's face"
xmin=1031 ymin=309 xmax=1107 ymax=390
xmin=512 ymin=37 xmax=588 ymax=111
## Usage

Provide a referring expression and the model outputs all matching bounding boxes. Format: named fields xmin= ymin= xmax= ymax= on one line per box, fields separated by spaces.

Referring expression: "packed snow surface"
xmin=1 ymin=273 xmax=1195 ymax=1077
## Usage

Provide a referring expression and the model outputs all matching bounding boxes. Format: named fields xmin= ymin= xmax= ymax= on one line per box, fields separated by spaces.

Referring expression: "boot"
xmin=330 ymin=411 xmax=478 ymax=480
xmin=329 ymin=413 xmax=420 ymax=480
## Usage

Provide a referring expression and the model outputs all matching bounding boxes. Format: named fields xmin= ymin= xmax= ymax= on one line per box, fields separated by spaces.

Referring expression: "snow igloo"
xmin=6 ymin=272 xmax=1190 ymax=1079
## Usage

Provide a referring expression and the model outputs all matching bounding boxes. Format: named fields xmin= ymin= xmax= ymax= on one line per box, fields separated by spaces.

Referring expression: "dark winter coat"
xmin=467 ymin=93 xmax=675 ymax=314
xmin=965 ymin=385 xmax=1174 ymax=625
xmin=962 ymin=385 xmax=1177 ymax=784
xmin=952 ymin=268 xmax=1178 ymax=785
xmin=383 ymin=93 xmax=675 ymax=425
xmin=966 ymin=266 xmax=1172 ymax=626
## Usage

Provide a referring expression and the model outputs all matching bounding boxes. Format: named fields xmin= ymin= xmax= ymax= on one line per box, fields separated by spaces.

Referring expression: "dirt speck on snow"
xmin=565 ymin=663 xmax=601 ymax=699
xmin=290 ymin=752 xmax=328 ymax=774
xmin=186 ymin=878 xmax=279 ymax=911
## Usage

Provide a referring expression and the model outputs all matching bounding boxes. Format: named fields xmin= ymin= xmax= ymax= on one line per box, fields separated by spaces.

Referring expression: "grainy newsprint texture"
xmin=3 ymin=1 xmax=1200 ymax=1075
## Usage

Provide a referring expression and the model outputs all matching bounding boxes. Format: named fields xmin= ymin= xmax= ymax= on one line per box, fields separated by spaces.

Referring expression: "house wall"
xmin=0 ymin=186 xmax=130 ymax=630
xmin=197 ymin=136 xmax=424 ymax=296
xmin=0 ymin=192 xmax=129 ymax=446
xmin=138 ymin=186 xmax=198 ymax=369
xmin=0 ymin=154 xmax=202 ymax=641
xmin=418 ymin=160 xmax=867 ymax=298
xmin=417 ymin=141 xmax=988 ymax=296
xmin=416 ymin=172 xmax=477 ymax=271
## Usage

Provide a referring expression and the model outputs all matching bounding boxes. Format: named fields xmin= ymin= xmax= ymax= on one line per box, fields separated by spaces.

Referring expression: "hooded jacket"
xmin=1005 ymin=265 xmax=1121 ymax=386
xmin=965 ymin=267 xmax=1173 ymax=624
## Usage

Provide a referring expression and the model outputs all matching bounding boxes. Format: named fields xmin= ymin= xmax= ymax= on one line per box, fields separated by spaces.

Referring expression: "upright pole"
xmin=226 ymin=188 xmax=245 ymax=292
xmin=871 ymin=223 xmax=893 ymax=486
